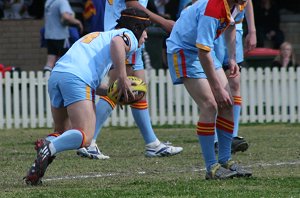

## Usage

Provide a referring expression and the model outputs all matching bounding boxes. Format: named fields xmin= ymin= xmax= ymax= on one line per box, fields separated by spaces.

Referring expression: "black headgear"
xmin=116 ymin=7 xmax=151 ymax=41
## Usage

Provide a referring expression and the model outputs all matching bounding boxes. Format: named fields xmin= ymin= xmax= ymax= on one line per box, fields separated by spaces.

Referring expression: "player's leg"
xmin=43 ymin=77 xmax=96 ymax=157
xmin=225 ymin=68 xmax=248 ymax=153
xmin=128 ymin=49 xmax=182 ymax=157
xmin=43 ymin=106 xmax=71 ymax=141
xmin=25 ymin=72 xmax=96 ymax=185
xmin=44 ymin=54 xmax=57 ymax=72
xmin=76 ymin=94 xmax=114 ymax=159
xmin=43 ymin=39 xmax=63 ymax=72
xmin=183 ymin=77 xmax=236 ymax=179
xmin=226 ymin=70 xmax=241 ymax=137
xmin=214 ymin=69 xmax=234 ymax=164
xmin=130 ymin=69 xmax=183 ymax=157
xmin=217 ymin=69 xmax=252 ymax=177
xmin=219 ymin=29 xmax=248 ymax=154
xmin=51 ymin=100 xmax=95 ymax=153
xmin=76 ymin=67 xmax=122 ymax=159
xmin=167 ymin=50 xmax=235 ymax=179
xmin=79 ymin=50 xmax=183 ymax=159
xmin=212 ymin=36 xmax=226 ymax=154
xmin=223 ymin=28 xmax=249 ymax=153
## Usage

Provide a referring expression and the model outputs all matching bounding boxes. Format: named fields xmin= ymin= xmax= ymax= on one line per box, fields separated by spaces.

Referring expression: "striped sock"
xmin=196 ymin=122 xmax=217 ymax=171
xmin=233 ymin=96 xmax=242 ymax=137
xmin=130 ymin=100 xmax=157 ymax=144
xmin=93 ymin=96 xmax=116 ymax=141
xmin=216 ymin=116 xmax=234 ymax=164
xmin=50 ymin=129 xmax=85 ymax=155
xmin=45 ymin=132 xmax=61 ymax=141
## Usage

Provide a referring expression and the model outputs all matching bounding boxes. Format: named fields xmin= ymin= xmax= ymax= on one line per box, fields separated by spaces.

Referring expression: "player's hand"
xmin=76 ymin=19 xmax=84 ymax=34
xmin=212 ymin=87 xmax=233 ymax=109
xmin=116 ymin=77 xmax=134 ymax=104
xmin=244 ymin=31 xmax=257 ymax=52
xmin=162 ymin=19 xmax=175 ymax=33
xmin=96 ymin=84 xmax=108 ymax=96
xmin=227 ymin=59 xmax=239 ymax=78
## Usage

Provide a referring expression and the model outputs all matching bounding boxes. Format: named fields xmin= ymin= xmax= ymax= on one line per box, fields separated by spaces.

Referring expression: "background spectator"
xmin=153 ymin=0 xmax=169 ymax=17
xmin=43 ymin=0 xmax=83 ymax=71
xmin=27 ymin=0 xmax=44 ymax=19
xmin=253 ymin=0 xmax=285 ymax=49
xmin=272 ymin=41 xmax=298 ymax=69
xmin=147 ymin=0 xmax=158 ymax=14
xmin=0 ymin=0 xmax=4 ymax=19
xmin=69 ymin=0 xmax=84 ymax=26
xmin=2 ymin=0 xmax=26 ymax=19
xmin=83 ymin=0 xmax=105 ymax=33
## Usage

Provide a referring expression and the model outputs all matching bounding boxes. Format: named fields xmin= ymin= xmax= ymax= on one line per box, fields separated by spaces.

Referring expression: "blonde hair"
xmin=274 ymin=42 xmax=297 ymax=66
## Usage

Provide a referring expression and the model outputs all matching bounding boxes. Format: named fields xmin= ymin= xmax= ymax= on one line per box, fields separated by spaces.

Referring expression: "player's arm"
xmin=125 ymin=0 xmax=174 ymax=33
xmin=224 ymin=25 xmax=239 ymax=77
xmin=198 ymin=49 xmax=233 ymax=107
xmin=61 ymin=12 xmax=83 ymax=33
xmin=110 ymin=36 xmax=134 ymax=102
xmin=96 ymin=84 xmax=108 ymax=96
xmin=244 ymin=0 xmax=256 ymax=52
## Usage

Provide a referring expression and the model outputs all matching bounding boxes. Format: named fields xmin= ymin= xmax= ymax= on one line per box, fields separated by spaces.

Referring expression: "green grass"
xmin=0 ymin=124 xmax=299 ymax=197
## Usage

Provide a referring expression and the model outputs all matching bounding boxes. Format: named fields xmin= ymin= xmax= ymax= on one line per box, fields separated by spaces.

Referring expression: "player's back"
xmin=167 ymin=0 xmax=231 ymax=53
xmin=53 ymin=29 xmax=138 ymax=89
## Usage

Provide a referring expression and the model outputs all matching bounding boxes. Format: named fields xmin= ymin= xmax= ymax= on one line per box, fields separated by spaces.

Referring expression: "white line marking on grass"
xmin=44 ymin=160 xmax=300 ymax=182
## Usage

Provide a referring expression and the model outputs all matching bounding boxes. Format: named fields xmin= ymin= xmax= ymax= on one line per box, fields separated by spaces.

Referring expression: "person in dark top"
xmin=253 ymin=0 xmax=284 ymax=49
xmin=272 ymin=42 xmax=299 ymax=69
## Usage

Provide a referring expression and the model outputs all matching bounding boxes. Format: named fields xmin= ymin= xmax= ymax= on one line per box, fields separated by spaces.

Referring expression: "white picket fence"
xmin=0 ymin=67 xmax=299 ymax=129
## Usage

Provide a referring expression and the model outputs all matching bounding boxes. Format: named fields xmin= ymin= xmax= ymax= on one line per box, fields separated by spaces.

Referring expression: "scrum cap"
xmin=116 ymin=7 xmax=151 ymax=41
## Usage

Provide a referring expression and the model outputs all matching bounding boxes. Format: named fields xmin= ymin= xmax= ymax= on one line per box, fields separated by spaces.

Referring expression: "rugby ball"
xmin=107 ymin=76 xmax=147 ymax=105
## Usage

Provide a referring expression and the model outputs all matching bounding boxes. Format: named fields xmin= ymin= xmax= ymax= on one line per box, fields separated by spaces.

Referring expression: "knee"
xmin=218 ymin=105 xmax=234 ymax=117
xmin=201 ymin=99 xmax=218 ymax=115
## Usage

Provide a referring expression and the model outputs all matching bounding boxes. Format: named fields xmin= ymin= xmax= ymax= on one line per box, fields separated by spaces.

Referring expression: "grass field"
xmin=0 ymin=124 xmax=299 ymax=197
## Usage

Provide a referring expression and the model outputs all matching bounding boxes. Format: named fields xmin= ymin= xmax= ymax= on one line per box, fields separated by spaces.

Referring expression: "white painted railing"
xmin=0 ymin=67 xmax=299 ymax=129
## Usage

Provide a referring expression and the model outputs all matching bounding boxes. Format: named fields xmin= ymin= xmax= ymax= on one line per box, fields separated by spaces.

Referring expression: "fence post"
xmin=0 ymin=73 xmax=3 ymax=129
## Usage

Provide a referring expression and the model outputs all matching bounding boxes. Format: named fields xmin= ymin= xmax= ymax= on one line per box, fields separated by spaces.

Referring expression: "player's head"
xmin=116 ymin=7 xmax=151 ymax=41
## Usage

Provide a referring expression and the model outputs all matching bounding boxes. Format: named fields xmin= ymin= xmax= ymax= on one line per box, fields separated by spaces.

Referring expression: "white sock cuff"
xmin=90 ymin=139 xmax=97 ymax=147
xmin=43 ymin=65 xmax=52 ymax=71
xmin=145 ymin=139 xmax=160 ymax=148
xmin=49 ymin=142 xmax=56 ymax=156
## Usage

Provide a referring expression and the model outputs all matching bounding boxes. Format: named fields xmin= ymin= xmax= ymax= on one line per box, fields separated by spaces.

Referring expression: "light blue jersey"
xmin=44 ymin=0 xmax=74 ymax=39
xmin=167 ymin=0 xmax=233 ymax=84
xmin=214 ymin=4 xmax=246 ymax=65
xmin=52 ymin=29 xmax=138 ymax=90
xmin=104 ymin=0 xmax=148 ymax=31
xmin=104 ymin=0 xmax=148 ymax=70
xmin=167 ymin=0 xmax=233 ymax=54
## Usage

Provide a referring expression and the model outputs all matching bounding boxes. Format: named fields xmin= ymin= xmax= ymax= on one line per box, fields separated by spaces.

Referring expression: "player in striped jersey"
xmin=167 ymin=0 xmax=252 ymax=179
xmin=213 ymin=0 xmax=256 ymax=154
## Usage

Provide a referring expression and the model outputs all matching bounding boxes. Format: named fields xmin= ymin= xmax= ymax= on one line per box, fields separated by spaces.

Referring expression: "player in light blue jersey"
xmin=77 ymin=0 xmax=183 ymax=159
xmin=24 ymin=8 xmax=151 ymax=186
xmin=167 ymin=0 xmax=252 ymax=180
xmin=213 ymin=0 xmax=256 ymax=154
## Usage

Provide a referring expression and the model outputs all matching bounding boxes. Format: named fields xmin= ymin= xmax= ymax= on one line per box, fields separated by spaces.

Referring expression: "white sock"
xmin=90 ymin=139 xmax=97 ymax=147
xmin=145 ymin=139 xmax=160 ymax=148
xmin=43 ymin=65 xmax=52 ymax=71
xmin=48 ymin=142 xmax=56 ymax=156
